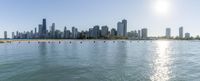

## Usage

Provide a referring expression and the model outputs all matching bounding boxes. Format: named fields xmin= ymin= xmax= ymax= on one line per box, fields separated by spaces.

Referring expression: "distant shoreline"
xmin=0 ymin=39 xmax=200 ymax=43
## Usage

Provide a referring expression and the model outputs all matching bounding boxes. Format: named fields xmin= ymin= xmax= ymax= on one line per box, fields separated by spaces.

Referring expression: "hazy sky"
xmin=0 ymin=0 xmax=200 ymax=38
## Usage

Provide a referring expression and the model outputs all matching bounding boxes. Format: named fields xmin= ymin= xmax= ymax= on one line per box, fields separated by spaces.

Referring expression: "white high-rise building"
xmin=166 ymin=28 xmax=171 ymax=38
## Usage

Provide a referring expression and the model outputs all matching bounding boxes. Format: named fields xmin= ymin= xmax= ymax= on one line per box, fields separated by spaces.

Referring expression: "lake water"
xmin=0 ymin=40 xmax=200 ymax=81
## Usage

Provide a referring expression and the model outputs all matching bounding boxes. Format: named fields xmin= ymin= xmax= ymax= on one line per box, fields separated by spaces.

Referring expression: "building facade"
xmin=179 ymin=27 xmax=183 ymax=38
xmin=141 ymin=28 xmax=148 ymax=39
xmin=166 ymin=28 xmax=171 ymax=38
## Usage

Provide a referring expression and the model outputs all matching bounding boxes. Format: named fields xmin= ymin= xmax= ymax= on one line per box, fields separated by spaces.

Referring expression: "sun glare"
xmin=151 ymin=41 xmax=172 ymax=81
xmin=153 ymin=0 xmax=171 ymax=15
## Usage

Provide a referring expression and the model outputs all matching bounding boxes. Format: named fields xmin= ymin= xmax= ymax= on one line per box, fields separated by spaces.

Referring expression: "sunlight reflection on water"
xmin=151 ymin=41 xmax=172 ymax=81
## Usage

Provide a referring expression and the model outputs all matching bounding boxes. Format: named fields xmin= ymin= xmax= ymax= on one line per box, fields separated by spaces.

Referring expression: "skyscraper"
xmin=89 ymin=28 xmax=93 ymax=38
xmin=16 ymin=31 xmax=19 ymax=39
xmin=34 ymin=27 xmax=37 ymax=38
xmin=117 ymin=19 xmax=127 ymax=37
xmin=72 ymin=27 xmax=78 ymax=39
xmin=42 ymin=18 xmax=47 ymax=38
xmin=12 ymin=32 xmax=15 ymax=39
xmin=66 ymin=30 xmax=71 ymax=39
xmin=63 ymin=26 xmax=67 ymax=39
xmin=166 ymin=28 xmax=171 ymax=38
xmin=4 ymin=31 xmax=7 ymax=39
xmin=50 ymin=23 xmax=55 ymax=38
xmin=34 ymin=28 xmax=37 ymax=34
xmin=93 ymin=25 xmax=100 ymax=38
xmin=122 ymin=19 xmax=127 ymax=36
xmin=138 ymin=30 xmax=141 ymax=39
xmin=179 ymin=27 xmax=183 ymax=38
xmin=38 ymin=24 xmax=43 ymax=38
xmin=141 ymin=28 xmax=148 ymax=39
xmin=101 ymin=26 xmax=109 ymax=37
xmin=117 ymin=22 xmax=124 ymax=36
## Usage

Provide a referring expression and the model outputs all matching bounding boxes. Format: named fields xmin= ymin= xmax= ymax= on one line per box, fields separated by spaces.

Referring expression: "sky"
xmin=0 ymin=0 xmax=200 ymax=38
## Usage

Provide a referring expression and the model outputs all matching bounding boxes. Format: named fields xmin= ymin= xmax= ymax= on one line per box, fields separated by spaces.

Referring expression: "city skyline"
xmin=0 ymin=18 xmax=196 ymax=38
xmin=2 ymin=18 xmax=194 ymax=40
xmin=1 ymin=0 xmax=200 ymax=37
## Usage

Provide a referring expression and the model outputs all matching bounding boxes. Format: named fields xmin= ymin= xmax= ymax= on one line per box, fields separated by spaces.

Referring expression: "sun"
xmin=153 ymin=0 xmax=171 ymax=15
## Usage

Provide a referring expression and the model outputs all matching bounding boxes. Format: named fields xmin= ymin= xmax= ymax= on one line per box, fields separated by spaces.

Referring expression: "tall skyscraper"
xmin=34 ymin=28 xmax=37 ymax=34
xmin=34 ymin=27 xmax=37 ymax=38
xmin=42 ymin=18 xmax=47 ymax=38
xmin=101 ymin=26 xmax=109 ymax=37
xmin=72 ymin=27 xmax=78 ymax=39
xmin=138 ymin=30 xmax=141 ymax=39
xmin=117 ymin=19 xmax=127 ymax=37
xmin=122 ymin=19 xmax=127 ymax=36
xmin=63 ymin=26 xmax=67 ymax=39
xmin=38 ymin=24 xmax=43 ymax=38
xmin=50 ymin=23 xmax=55 ymax=38
xmin=93 ymin=25 xmax=100 ymax=38
xmin=66 ymin=30 xmax=71 ymax=39
xmin=12 ymin=32 xmax=15 ymax=39
xmin=166 ymin=28 xmax=171 ymax=38
xmin=117 ymin=22 xmax=124 ymax=36
xmin=4 ymin=31 xmax=7 ymax=39
xmin=179 ymin=27 xmax=183 ymax=38
xmin=16 ymin=31 xmax=19 ymax=39
xmin=141 ymin=28 xmax=148 ymax=39
xmin=89 ymin=28 xmax=93 ymax=38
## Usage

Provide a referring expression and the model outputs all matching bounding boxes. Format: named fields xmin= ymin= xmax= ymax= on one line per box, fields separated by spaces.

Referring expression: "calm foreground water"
xmin=0 ymin=40 xmax=200 ymax=81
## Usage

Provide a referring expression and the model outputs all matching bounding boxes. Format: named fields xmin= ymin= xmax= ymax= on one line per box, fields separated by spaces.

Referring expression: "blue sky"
xmin=0 ymin=0 xmax=200 ymax=38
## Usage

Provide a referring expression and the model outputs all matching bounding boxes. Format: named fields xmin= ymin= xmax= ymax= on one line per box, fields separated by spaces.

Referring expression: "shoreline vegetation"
xmin=0 ymin=38 xmax=200 ymax=43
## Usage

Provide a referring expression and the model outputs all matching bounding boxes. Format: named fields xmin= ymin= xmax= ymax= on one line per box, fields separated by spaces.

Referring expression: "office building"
xmin=101 ymin=26 xmax=109 ymax=37
xmin=4 ymin=31 xmax=7 ymax=39
xmin=93 ymin=25 xmax=100 ymax=38
xmin=141 ymin=28 xmax=148 ymax=39
xmin=38 ymin=24 xmax=43 ymax=38
xmin=117 ymin=22 xmax=124 ymax=36
xmin=72 ymin=27 xmax=78 ymax=39
xmin=12 ymin=32 xmax=15 ymax=39
xmin=185 ymin=33 xmax=190 ymax=39
xmin=138 ymin=30 xmax=141 ymax=39
xmin=50 ymin=23 xmax=55 ymax=38
xmin=111 ymin=28 xmax=117 ymax=36
xmin=122 ymin=19 xmax=127 ymax=36
xmin=89 ymin=28 xmax=93 ymax=38
xmin=179 ymin=27 xmax=183 ymax=38
xmin=117 ymin=19 xmax=127 ymax=37
xmin=166 ymin=28 xmax=171 ymax=38
xmin=38 ymin=18 xmax=47 ymax=38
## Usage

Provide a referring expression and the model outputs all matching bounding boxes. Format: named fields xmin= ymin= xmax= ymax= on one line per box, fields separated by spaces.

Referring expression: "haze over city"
xmin=0 ymin=0 xmax=200 ymax=38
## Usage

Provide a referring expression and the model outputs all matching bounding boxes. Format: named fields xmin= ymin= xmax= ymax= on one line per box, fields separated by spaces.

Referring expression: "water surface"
xmin=0 ymin=40 xmax=200 ymax=81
